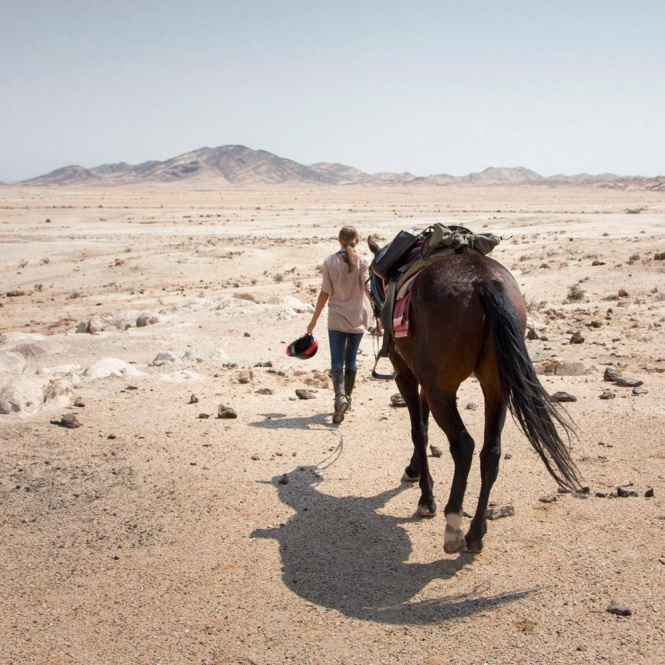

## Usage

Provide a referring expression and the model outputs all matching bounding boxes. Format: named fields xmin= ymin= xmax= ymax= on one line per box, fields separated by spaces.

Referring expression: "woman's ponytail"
xmin=339 ymin=226 xmax=359 ymax=272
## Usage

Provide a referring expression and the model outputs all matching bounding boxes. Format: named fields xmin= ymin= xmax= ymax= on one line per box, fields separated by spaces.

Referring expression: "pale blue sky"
xmin=2 ymin=0 xmax=663 ymax=181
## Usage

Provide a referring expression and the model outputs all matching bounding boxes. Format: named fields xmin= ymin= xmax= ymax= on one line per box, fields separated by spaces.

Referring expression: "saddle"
xmin=370 ymin=224 xmax=501 ymax=375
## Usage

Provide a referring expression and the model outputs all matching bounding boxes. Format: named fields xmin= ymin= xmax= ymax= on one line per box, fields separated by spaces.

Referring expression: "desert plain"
xmin=1 ymin=183 xmax=664 ymax=664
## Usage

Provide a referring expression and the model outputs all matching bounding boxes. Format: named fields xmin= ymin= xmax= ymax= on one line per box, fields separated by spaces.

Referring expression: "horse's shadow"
xmin=252 ymin=465 xmax=532 ymax=624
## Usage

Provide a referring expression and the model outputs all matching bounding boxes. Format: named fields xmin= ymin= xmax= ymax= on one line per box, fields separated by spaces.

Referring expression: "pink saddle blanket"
xmin=393 ymin=290 xmax=413 ymax=338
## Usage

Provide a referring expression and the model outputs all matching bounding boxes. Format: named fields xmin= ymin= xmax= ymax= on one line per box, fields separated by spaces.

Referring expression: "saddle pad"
xmin=393 ymin=290 xmax=413 ymax=338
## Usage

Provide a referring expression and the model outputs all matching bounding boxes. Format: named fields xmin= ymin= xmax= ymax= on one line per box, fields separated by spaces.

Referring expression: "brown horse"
xmin=368 ymin=237 xmax=581 ymax=554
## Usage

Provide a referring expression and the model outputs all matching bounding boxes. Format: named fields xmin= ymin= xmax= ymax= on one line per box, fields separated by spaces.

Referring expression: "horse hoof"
xmin=464 ymin=539 xmax=483 ymax=554
xmin=417 ymin=503 xmax=437 ymax=518
xmin=401 ymin=469 xmax=420 ymax=482
xmin=443 ymin=538 xmax=466 ymax=554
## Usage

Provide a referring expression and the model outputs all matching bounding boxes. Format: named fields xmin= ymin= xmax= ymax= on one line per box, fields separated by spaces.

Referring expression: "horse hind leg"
xmin=465 ymin=370 xmax=506 ymax=553
xmin=393 ymin=362 xmax=435 ymax=517
xmin=427 ymin=392 xmax=475 ymax=553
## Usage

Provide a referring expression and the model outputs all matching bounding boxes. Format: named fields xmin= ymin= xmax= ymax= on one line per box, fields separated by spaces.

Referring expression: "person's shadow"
xmin=252 ymin=462 xmax=532 ymax=624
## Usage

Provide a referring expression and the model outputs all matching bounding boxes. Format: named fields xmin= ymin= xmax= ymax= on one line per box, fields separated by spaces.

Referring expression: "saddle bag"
xmin=372 ymin=227 xmax=422 ymax=281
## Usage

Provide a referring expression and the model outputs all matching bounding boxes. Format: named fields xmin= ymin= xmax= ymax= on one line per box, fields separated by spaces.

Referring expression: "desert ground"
xmin=1 ymin=183 xmax=664 ymax=665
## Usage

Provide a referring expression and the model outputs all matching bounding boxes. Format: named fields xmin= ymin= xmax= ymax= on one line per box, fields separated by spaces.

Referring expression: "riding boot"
xmin=331 ymin=369 xmax=349 ymax=423
xmin=344 ymin=370 xmax=357 ymax=409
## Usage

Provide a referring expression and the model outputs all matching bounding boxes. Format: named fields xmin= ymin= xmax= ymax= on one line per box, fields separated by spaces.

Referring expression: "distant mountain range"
xmin=15 ymin=145 xmax=665 ymax=190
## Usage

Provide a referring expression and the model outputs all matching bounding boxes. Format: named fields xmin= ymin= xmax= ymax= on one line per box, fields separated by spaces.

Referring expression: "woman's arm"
xmin=307 ymin=290 xmax=329 ymax=334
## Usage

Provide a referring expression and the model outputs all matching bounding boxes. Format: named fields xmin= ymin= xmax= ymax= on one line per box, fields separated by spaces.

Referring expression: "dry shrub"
xmin=566 ymin=283 xmax=586 ymax=302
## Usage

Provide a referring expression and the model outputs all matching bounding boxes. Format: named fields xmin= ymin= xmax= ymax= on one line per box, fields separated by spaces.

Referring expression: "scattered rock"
xmin=256 ymin=387 xmax=273 ymax=395
xmin=614 ymin=376 xmax=643 ymax=387
xmin=136 ymin=312 xmax=159 ymax=327
xmin=390 ymin=393 xmax=406 ymax=407
xmin=0 ymin=377 xmax=49 ymax=414
xmin=189 ymin=394 xmax=199 ymax=404
xmin=645 ymin=487 xmax=654 ymax=498
xmin=551 ymin=391 xmax=577 ymax=403
xmin=603 ymin=367 xmax=622 ymax=382
xmin=51 ymin=413 xmax=81 ymax=429
xmin=632 ymin=386 xmax=648 ymax=396
xmin=107 ymin=433 xmax=117 ymax=440
xmin=555 ymin=361 xmax=587 ymax=376
xmin=618 ymin=289 xmax=629 ymax=298
xmin=295 ymin=389 xmax=316 ymax=400
xmin=606 ymin=600 xmax=632 ymax=617
xmin=430 ymin=445 xmax=443 ymax=458
xmin=0 ymin=351 xmax=26 ymax=375
xmin=84 ymin=358 xmax=142 ymax=380
xmin=599 ymin=389 xmax=616 ymax=400
xmin=218 ymin=404 xmax=238 ymax=419
xmin=504 ymin=453 xmax=512 ymax=460
xmin=238 ymin=369 xmax=253 ymax=384
xmin=539 ymin=494 xmax=558 ymax=503
xmin=466 ymin=402 xmax=478 ymax=410
xmin=251 ymin=454 xmax=260 ymax=461
xmin=617 ymin=486 xmax=639 ymax=498
xmin=486 ymin=502 xmax=515 ymax=520
xmin=592 ymin=259 xmax=606 ymax=266
xmin=198 ymin=413 xmax=210 ymax=419
xmin=278 ymin=474 xmax=289 ymax=485
xmin=74 ymin=397 xmax=85 ymax=407
xmin=151 ymin=351 xmax=181 ymax=367
xmin=589 ymin=320 xmax=602 ymax=328
xmin=569 ymin=331 xmax=585 ymax=344
xmin=526 ymin=328 xmax=540 ymax=340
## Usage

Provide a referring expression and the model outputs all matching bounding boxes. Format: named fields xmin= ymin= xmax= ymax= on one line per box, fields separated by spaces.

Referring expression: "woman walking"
xmin=307 ymin=226 xmax=372 ymax=423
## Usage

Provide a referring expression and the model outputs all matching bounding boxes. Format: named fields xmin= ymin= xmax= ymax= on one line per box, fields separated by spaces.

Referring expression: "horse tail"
xmin=479 ymin=280 xmax=582 ymax=492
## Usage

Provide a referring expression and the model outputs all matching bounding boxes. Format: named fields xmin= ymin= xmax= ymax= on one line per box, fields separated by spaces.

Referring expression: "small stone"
xmin=74 ymin=397 xmax=85 ymax=407
xmin=606 ymin=600 xmax=632 ymax=617
xmin=486 ymin=502 xmax=515 ymax=520
xmin=526 ymin=328 xmax=540 ymax=340
xmin=551 ymin=391 xmax=577 ymax=402
xmin=614 ymin=376 xmax=643 ymax=387
xmin=198 ymin=413 xmax=210 ymax=419
xmin=589 ymin=320 xmax=602 ymax=328
xmin=217 ymin=405 xmax=237 ymax=419
xmin=592 ymin=259 xmax=605 ymax=266
xmin=107 ymin=433 xmax=117 ymax=440
xmin=569 ymin=331 xmax=585 ymax=344
xmin=51 ymin=413 xmax=81 ymax=428
xmin=278 ymin=474 xmax=289 ymax=485
xmin=645 ymin=487 xmax=654 ymax=498
xmin=244 ymin=332 xmax=251 ymax=337
xmin=390 ymin=393 xmax=406 ymax=407
xmin=603 ymin=367 xmax=622 ymax=382
xmin=539 ymin=494 xmax=558 ymax=503
xmin=595 ymin=492 xmax=608 ymax=498
xmin=295 ymin=389 xmax=316 ymax=400
xmin=256 ymin=387 xmax=274 ymax=395
xmin=632 ymin=386 xmax=648 ymax=396
xmin=238 ymin=369 xmax=253 ymax=384
xmin=617 ymin=486 xmax=639 ymax=498
xmin=599 ymin=389 xmax=616 ymax=400
xmin=465 ymin=402 xmax=478 ymax=410
xmin=504 ymin=453 xmax=512 ymax=460
xmin=251 ymin=454 xmax=260 ymax=461
xmin=430 ymin=445 xmax=443 ymax=458
xmin=189 ymin=394 xmax=199 ymax=404
xmin=618 ymin=289 xmax=629 ymax=298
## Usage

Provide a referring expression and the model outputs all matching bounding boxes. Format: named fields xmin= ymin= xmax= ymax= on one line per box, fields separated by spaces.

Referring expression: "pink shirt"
xmin=322 ymin=250 xmax=372 ymax=333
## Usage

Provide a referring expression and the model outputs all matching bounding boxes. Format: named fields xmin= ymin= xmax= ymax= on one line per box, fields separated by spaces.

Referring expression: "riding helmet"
xmin=286 ymin=333 xmax=318 ymax=360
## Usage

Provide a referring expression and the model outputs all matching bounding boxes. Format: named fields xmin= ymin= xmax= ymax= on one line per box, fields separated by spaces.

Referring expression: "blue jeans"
xmin=328 ymin=330 xmax=364 ymax=372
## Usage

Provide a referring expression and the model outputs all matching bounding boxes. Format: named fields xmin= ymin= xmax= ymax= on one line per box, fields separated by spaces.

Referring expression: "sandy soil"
xmin=1 ymin=183 xmax=664 ymax=665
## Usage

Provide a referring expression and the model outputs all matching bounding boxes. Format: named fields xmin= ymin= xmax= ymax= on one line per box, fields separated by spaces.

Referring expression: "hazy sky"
xmin=2 ymin=0 xmax=664 ymax=181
